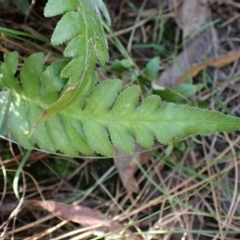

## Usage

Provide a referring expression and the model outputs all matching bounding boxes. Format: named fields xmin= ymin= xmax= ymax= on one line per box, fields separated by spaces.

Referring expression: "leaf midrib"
xmin=12 ymin=91 xmax=240 ymax=127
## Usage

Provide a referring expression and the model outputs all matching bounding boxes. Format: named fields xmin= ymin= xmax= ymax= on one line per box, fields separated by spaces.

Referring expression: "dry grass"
xmin=1 ymin=0 xmax=240 ymax=239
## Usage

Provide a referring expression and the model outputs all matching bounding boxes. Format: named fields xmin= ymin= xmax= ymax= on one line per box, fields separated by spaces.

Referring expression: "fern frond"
xmin=1 ymin=0 xmax=240 ymax=157
xmin=1 ymin=52 xmax=240 ymax=157
xmin=86 ymin=0 xmax=111 ymax=25
xmin=28 ymin=0 xmax=109 ymax=132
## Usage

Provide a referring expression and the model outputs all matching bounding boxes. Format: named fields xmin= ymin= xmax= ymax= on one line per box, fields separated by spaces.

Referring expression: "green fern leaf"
xmin=44 ymin=0 xmax=111 ymax=25
xmin=0 ymin=51 xmax=21 ymax=93
xmin=86 ymin=0 xmax=111 ymax=25
xmin=0 ymin=52 xmax=94 ymax=156
xmin=1 ymin=0 xmax=240 ymax=158
xmin=27 ymin=0 xmax=109 ymax=134
xmin=45 ymin=0 xmax=108 ymax=66
xmin=1 ymin=53 xmax=240 ymax=157
xmin=44 ymin=0 xmax=79 ymax=17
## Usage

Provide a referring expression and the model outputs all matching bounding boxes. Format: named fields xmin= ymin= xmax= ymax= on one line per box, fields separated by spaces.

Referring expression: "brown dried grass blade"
xmin=179 ymin=50 xmax=240 ymax=83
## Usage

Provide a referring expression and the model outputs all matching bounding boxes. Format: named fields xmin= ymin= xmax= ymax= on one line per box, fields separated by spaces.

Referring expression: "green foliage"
xmin=153 ymin=83 xmax=203 ymax=103
xmin=31 ymin=0 xmax=109 ymax=132
xmin=144 ymin=57 xmax=160 ymax=80
xmin=1 ymin=0 xmax=240 ymax=157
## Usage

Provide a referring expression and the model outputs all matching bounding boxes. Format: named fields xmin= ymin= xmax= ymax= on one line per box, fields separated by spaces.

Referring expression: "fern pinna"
xmin=1 ymin=0 xmax=240 ymax=157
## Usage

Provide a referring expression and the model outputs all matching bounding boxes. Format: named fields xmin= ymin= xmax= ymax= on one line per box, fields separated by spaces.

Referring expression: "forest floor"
xmin=1 ymin=0 xmax=240 ymax=239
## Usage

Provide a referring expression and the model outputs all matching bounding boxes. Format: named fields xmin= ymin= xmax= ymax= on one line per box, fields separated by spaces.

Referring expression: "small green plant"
xmin=1 ymin=0 xmax=240 ymax=157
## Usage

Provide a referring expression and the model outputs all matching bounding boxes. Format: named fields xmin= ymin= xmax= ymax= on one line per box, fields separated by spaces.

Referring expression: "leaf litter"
xmin=158 ymin=0 xmax=219 ymax=87
xmin=158 ymin=0 xmax=240 ymax=88
xmin=179 ymin=50 xmax=240 ymax=83
xmin=114 ymin=144 xmax=151 ymax=199
xmin=25 ymin=199 xmax=141 ymax=240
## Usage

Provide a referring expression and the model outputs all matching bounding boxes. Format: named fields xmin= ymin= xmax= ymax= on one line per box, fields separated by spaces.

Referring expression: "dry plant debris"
xmin=25 ymin=199 xmax=141 ymax=240
xmin=158 ymin=0 xmax=218 ymax=87
xmin=179 ymin=50 xmax=240 ymax=83
xmin=114 ymin=144 xmax=151 ymax=197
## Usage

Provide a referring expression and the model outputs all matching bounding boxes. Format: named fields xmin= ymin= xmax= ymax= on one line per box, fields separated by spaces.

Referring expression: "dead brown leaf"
xmin=175 ymin=0 xmax=210 ymax=37
xmin=25 ymin=199 xmax=110 ymax=226
xmin=158 ymin=0 xmax=218 ymax=87
xmin=25 ymin=200 xmax=141 ymax=240
xmin=179 ymin=50 xmax=240 ymax=83
xmin=114 ymin=144 xmax=151 ymax=196
xmin=158 ymin=28 xmax=217 ymax=87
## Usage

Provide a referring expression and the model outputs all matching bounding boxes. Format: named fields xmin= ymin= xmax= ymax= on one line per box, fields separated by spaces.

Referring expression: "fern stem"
xmin=13 ymin=149 xmax=32 ymax=200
